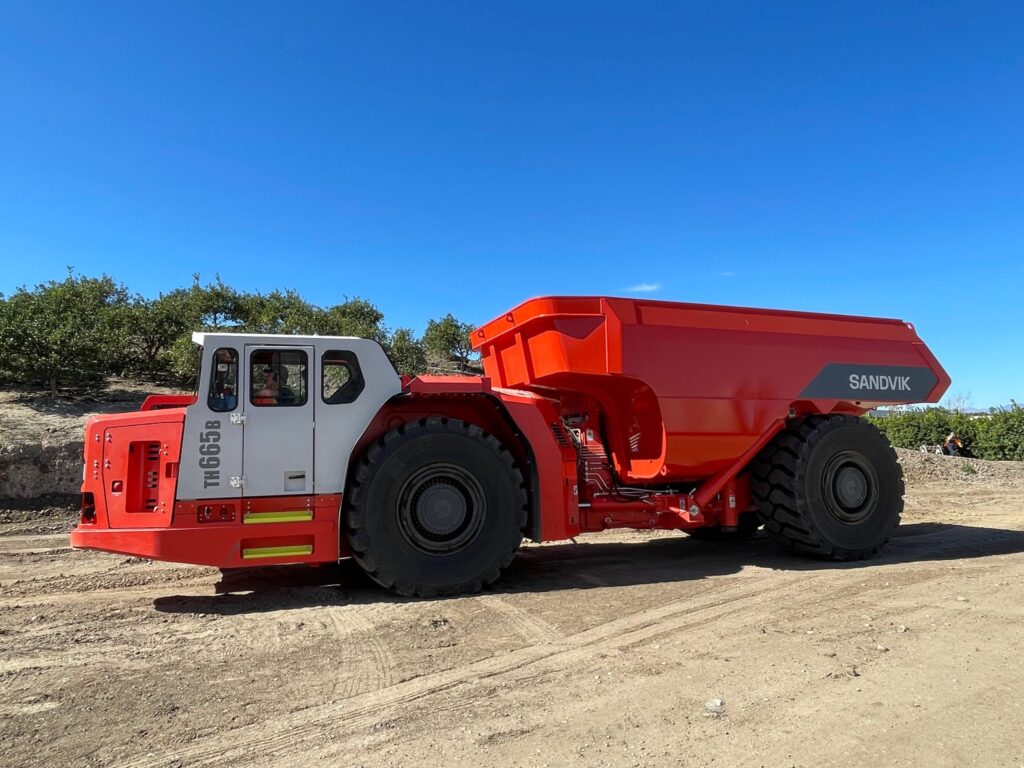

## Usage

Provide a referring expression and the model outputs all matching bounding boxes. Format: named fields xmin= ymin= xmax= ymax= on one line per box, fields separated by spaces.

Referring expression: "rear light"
xmin=198 ymin=504 xmax=236 ymax=523
xmin=111 ymin=480 xmax=123 ymax=493
xmin=81 ymin=492 xmax=96 ymax=523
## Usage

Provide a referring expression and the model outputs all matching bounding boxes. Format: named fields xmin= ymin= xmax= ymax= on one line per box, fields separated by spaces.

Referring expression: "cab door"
xmin=179 ymin=344 xmax=244 ymax=501
xmin=241 ymin=345 xmax=314 ymax=497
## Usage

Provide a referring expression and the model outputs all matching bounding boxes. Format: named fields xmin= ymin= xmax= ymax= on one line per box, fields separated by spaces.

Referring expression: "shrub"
xmin=868 ymin=405 xmax=1024 ymax=462
xmin=972 ymin=403 xmax=1024 ymax=461
xmin=423 ymin=313 xmax=478 ymax=372
xmin=0 ymin=271 xmax=131 ymax=395
xmin=0 ymin=271 xmax=444 ymax=394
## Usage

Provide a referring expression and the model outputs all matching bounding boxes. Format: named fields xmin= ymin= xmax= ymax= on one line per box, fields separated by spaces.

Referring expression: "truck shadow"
xmin=152 ymin=521 xmax=1024 ymax=616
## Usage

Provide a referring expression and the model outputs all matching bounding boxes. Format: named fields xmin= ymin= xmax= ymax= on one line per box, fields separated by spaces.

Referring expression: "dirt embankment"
xmin=0 ymin=383 xmax=180 ymax=499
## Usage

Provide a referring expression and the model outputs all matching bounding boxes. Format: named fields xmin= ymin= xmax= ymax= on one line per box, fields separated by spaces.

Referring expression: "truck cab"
xmin=72 ymin=333 xmax=401 ymax=567
xmin=179 ymin=332 xmax=401 ymax=501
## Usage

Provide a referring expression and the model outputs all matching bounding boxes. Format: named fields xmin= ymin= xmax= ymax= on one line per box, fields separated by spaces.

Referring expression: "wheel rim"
xmin=397 ymin=463 xmax=487 ymax=554
xmin=822 ymin=451 xmax=879 ymax=524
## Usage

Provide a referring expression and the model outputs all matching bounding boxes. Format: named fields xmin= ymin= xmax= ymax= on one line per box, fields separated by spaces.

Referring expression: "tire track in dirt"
xmin=476 ymin=595 xmax=563 ymax=644
xmin=326 ymin=606 xmax=396 ymax=695
xmin=0 ymin=574 xmax=216 ymax=605
xmin=116 ymin=574 xmax=804 ymax=768
xmin=0 ymin=534 xmax=69 ymax=553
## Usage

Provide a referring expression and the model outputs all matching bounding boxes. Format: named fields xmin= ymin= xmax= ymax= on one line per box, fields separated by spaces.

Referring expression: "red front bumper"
xmin=71 ymin=494 xmax=344 ymax=569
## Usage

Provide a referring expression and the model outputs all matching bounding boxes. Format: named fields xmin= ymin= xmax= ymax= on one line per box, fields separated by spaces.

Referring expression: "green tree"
xmin=0 ymin=270 xmax=131 ymax=396
xmin=156 ymin=287 xmax=390 ymax=382
xmin=386 ymin=328 xmax=427 ymax=376
xmin=423 ymin=313 xmax=477 ymax=372
xmin=132 ymin=276 xmax=246 ymax=383
xmin=316 ymin=298 xmax=387 ymax=342
xmin=233 ymin=288 xmax=319 ymax=334
xmin=972 ymin=403 xmax=1024 ymax=461
xmin=867 ymin=407 xmax=979 ymax=453
xmin=867 ymin=405 xmax=1024 ymax=461
xmin=123 ymin=288 xmax=202 ymax=378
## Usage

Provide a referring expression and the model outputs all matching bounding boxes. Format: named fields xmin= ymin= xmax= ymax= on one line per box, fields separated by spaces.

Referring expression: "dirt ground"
xmin=2 ymin=451 xmax=1023 ymax=768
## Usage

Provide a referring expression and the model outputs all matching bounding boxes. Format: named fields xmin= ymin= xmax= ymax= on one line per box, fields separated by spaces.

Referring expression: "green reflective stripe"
xmin=243 ymin=510 xmax=314 ymax=524
xmin=241 ymin=545 xmax=313 ymax=559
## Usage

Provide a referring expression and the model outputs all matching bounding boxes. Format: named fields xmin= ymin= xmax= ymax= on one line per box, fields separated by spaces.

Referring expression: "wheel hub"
xmin=397 ymin=464 xmax=487 ymax=554
xmin=822 ymin=451 xmax=879 ymax=524
xmin=834 ymin=465 xmax=869 ymax=509
xmin=414 ymin=481 xmax=468 ymax=536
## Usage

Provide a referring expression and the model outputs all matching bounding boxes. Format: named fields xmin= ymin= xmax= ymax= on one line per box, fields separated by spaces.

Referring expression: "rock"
xmin=704 ymin=698 xmax=726 ymax=718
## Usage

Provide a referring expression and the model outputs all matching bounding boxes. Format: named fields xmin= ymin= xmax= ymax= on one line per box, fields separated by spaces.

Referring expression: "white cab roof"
xmin=192 ymin=331 xmax=370 ymax=346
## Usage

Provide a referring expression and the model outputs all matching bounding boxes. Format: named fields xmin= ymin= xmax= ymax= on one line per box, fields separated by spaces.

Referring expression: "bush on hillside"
xmin=0 ymin=271 xmax=131 ymax=395
xmin=0 ymin=272 xmax=451 ymax=391
xmin=868 ymin=405 xmax=1024 ymax=462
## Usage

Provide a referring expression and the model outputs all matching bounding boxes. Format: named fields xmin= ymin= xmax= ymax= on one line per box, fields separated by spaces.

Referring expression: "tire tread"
xmin=344 ymin=418 xmax=527 ymax=598
xmin=752 ymin=415 xmax=904 ymax=560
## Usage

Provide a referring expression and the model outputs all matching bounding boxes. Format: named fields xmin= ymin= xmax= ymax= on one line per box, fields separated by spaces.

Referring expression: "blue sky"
xmin=0 ymin=2 xmax=1021 ymax=406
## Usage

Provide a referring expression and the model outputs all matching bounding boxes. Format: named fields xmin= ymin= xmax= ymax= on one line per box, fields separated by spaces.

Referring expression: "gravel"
xmin=895 ymin=448 xmax=1024 ymax=487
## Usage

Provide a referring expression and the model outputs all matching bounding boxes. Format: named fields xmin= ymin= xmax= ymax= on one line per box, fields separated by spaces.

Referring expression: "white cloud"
xmin=626 ymin=282 xmax=661 ymax=293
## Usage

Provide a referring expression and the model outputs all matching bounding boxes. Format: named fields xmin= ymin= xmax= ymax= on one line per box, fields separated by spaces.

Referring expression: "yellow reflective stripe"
xmin=242 ymin=510 xmax=314 ymax=524
xmin=241 ymin=545 xmax=313 ymax=560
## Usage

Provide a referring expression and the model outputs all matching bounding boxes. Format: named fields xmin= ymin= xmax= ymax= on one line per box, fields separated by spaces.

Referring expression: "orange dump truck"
xmin=72 ymin=296 xmax=949 ymax=596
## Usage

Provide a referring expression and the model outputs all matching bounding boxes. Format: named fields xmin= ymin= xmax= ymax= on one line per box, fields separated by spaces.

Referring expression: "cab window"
xmin=208 ymin=348 xmax=238 ymax=413
xmin=250 ymin=350 xmax=308 ymax=407
xmin=322 ymin=351 xmax=364 ymax=404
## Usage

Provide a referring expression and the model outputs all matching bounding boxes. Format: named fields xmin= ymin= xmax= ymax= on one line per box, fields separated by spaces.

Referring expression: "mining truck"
xmin=71 ymin=296 xmax=950 ymax=596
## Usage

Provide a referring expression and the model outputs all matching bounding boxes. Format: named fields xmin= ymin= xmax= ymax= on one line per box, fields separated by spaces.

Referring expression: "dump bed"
xmin=473 ymin=296 xmax=950 ymax=483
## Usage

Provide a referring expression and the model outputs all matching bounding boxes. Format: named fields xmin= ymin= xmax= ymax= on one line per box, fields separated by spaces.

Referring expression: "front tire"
xmin=751 ymin=415 xmax=904 ymax=560
xmin=344 ymin=417 xmax=527 ymax=597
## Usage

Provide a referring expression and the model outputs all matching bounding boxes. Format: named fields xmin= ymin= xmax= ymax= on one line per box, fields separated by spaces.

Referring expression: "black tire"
xmin=751 ymin=415 xmax=904 ymax=560
xmin=344 ymin=417 xmax=527 ymax=597
xmin=687 ymin=511 xmax=761 ymax=541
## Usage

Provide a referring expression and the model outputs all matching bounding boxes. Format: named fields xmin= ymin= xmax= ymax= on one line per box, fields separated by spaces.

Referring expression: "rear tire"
xmin=751 ymin=415 xmax=903 ymax=560
xmin=344 ymin=417 xmax=527 ymax=597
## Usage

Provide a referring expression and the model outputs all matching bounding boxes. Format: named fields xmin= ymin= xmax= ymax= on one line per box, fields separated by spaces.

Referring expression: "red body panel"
xmin=356 ymin=377 xmax=580 ymax=540
xmin=140 ymin=394 xmax=198 ymax=411
xmin=72 ymin=494 xmax=341 ymax=567
xmin=80 ymin=408 xmax=186 ymax=529
xmin=473 ymin=296 xmax=950 ymax=483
